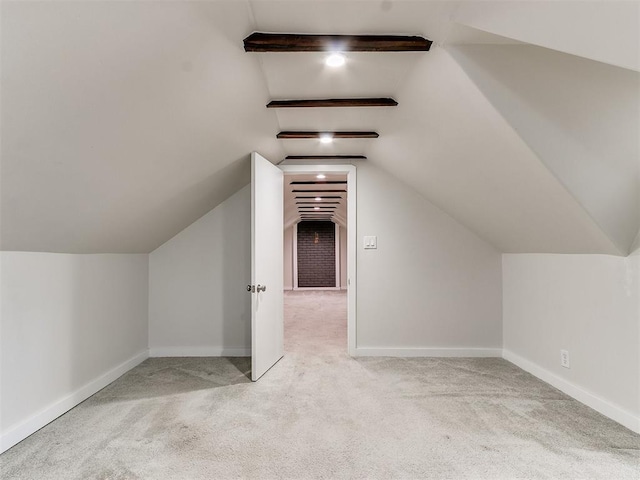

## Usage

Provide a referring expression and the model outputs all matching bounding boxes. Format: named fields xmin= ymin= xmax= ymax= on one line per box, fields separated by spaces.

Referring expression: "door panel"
xmin=251 ymin=152 xmax=284 ymax=381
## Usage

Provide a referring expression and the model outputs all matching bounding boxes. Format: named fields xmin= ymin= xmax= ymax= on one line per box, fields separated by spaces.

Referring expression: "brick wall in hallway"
xmin=297 ymin=221 xmax=335 ymax=287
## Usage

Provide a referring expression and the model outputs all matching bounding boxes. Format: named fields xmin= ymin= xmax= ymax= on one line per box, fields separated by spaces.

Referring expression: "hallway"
xmin=284 ymin=290 xmax=347 ymax=355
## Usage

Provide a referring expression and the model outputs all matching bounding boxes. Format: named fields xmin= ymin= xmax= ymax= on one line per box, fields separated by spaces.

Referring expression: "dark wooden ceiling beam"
xmin=295 ymin=196 xmax=343 ymax=199
xmin=268 ymin=98 xmax=396 ymax=108
xmin=278 ymin=131 xmax=378 ymax=139
xmin=290 ymin=181 xmax=347 ymax=185
xmin=297 ymin=201 xmax=340 ymax=205
xmin=292 ymin=189 xmax=347 ymax=193
xmin=244 ymin=33 xmax=432 ymax=52
xmin=285 ymin=155 xmax=366 ymax=160
xmin=298 ymin=205 xmax=338 ymax=210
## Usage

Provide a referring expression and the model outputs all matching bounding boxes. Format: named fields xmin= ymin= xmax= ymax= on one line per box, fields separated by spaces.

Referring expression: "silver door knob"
xmin=257 ymin=284 xmax=266 ymax=292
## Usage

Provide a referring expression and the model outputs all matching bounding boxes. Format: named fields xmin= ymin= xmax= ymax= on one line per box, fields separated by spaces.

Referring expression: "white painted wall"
xmin=631 ymin=231 xmax=640 ymax=256
xmin=0 ymin=252 xmax=148 ymax=451
xmin=148 ymin=186 xmax=251 ymax=356
xmin=355 ymin=162 xmax=503 ymax=354
xmin=284 ymin=225 xmax=294 ymax=290
xmin=503 ymin=254 xmax=640 ymax=432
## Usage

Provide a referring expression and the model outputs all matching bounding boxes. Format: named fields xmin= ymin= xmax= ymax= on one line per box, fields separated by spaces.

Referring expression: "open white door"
xmin=250 ymin=152 xmax=284 ymax=381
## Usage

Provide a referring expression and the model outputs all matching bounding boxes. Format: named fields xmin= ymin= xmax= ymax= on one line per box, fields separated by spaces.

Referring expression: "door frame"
xmin=280 ymin=164 xmax=357 ymax=356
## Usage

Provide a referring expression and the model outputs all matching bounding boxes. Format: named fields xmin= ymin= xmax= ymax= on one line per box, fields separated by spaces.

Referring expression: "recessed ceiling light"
xmin=315 ymin=197 xmax=322 ymax=201
xmin=316 ymin=174 xmax=326 ymax=179
xmin=319 ymin=134 xmax=333 ymax=144
xmin=314 ymin=206 xmax=320 ymax=210
xmin=325 ymin=52 xmax=346 ymax=67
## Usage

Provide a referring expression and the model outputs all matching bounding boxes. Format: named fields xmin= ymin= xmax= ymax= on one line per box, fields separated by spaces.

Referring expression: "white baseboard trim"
xmin=354 ymin=347 xmax=503 ymax=357
xmin=503 ymin=349 xmax=640 ymax=434
xmin=149 ymin=346 xmax=251 ymax=357
xmin=0 ymin=350 xmax=148 ymax=454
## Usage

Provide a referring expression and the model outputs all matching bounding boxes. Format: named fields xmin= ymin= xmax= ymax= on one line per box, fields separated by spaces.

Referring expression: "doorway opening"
xmin=280 ymin=165 xmax=356 ymax=356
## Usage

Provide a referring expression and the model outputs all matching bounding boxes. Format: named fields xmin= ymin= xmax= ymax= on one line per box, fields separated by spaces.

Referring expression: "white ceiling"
xmin=1 ymin=1 xmax=638 ymax=255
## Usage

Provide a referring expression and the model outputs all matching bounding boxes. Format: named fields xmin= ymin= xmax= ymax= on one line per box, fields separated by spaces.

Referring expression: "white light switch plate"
xmin=364 ymin=236 xmax=377 ymax=249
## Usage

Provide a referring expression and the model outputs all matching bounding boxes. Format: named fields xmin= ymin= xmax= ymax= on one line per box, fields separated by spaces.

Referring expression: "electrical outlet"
xmin=560 ymin=350 xmax=570 ymax=369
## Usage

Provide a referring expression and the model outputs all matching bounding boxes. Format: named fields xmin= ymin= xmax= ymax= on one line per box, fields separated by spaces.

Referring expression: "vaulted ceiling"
xmin=283 ymin=173 xmax=348 ymax=230
xmin=2 ymin=1 xmax=638 ymax=255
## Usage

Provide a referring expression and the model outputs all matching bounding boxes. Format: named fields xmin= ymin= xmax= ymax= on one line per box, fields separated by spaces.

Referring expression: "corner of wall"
xmin=501 ymin=253 xmax=640 ymax=433
xmin=1 ymin=347 xmax=149 ymax=454
xmin=503 ymin=349 xmax=639 ymax=434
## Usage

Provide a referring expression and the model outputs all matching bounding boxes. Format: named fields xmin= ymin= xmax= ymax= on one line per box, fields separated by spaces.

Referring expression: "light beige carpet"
xmin=1 ymin=290 xmax=638 ymax=479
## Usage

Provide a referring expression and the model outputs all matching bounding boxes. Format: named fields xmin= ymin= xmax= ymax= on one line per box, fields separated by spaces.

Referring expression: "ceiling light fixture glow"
xmin=316 ymin=174 xmax=326 ymax=179
xmin=319 ymin=134 xmax=333 ymax=144
xmin=325 ymin=52 xmax=346 ymax=67
xmin=315 ymin=197 xmax=322 ymax=201
xmin=314 ymin=206 xmax=320 ymax=210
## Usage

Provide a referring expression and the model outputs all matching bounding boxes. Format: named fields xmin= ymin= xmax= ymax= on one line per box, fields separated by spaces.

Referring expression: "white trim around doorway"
xmin=292 ymin=223 xmax=298 ymax=290
xmin=335 ymin=223 xmax=340 ymax=288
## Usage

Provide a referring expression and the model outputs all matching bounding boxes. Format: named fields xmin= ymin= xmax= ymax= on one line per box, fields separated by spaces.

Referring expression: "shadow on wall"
xmin=221 ymin=183 xmax=252 ymax=354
